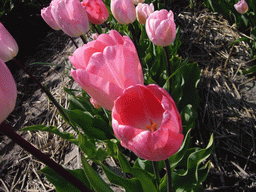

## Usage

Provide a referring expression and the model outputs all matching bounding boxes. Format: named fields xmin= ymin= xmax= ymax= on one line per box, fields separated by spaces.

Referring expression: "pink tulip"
xmin=0 ymin=59 xmax=17 ymax=124
xmin=111 ymin=0 xmax=136 ymax=24
xmin=146 ymin=9 xmax=176 ymax=47
xmin=136 ymin=3 xmax=154 ymax=25
xmin=51 ymin=0 xmax=90 ymax=37
xmin=81 ymin=0 xmax=109 ymax=25
xmin=69 ymin=30 xmax=143 ymax=111
xmin=0 ymin=23 xmax=18 ymax=62
xmin=234 ymin=0 xmax=248 ymax=14
xmin=41 ymin=2 xmax=61 ymax=30
xmin=112 ymin=84 xmax=183 ymax=161
xmin=90 ymin=98 xmax=101 ymax=109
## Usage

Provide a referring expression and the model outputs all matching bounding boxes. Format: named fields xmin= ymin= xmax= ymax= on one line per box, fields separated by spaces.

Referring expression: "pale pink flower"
xmin=132 ymin=0 xmax=145 ymax=5
xmin=112 ymin=84 xmax=183 ymax=161
xmin=41 ymin=3 xmax=61 ymax=30
xmin=146 ymin=9 xmax=176 ymax=47
xmin=69 ymin=30 xmax=143 ymax=111
xmin=0 ymin=59 xmax=17 ymax=124
xmin=51 ymin=0 xmax=90 ymax=37
xmin=136 ymin=3 xmax=154 ymax=24
xmin=81 ymin=0 xmax=109 ymax=25
xmin=234 ymin=0 xmax=248 ymax=14
xmin=111 ymin=0 xmax=136 ymax=24
xmin=0 ymin=23 xmax=18 ymax=62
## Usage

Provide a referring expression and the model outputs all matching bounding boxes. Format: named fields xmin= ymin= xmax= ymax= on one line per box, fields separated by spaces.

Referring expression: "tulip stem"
xmin=164 ymin=159 xmax=172 ymax=192
xmin=92 ymin=23 xmax=101 ymax=35
xmin=128 ymin=24 xmax=139 ymax=54
xmin=69 ymin=37 xmax=79 ymax=48
xmin=0 ymin=122 xmax=91 ymax=192
xmin=12 ymin=58 xmax=74 ymax=131
xmin=152 ymin=161 xmax=160 ymax=189
xmin=163 ymin=46 xmax=172 ymax=94
xmin=80 ymin=35 xmax=87 ymax=44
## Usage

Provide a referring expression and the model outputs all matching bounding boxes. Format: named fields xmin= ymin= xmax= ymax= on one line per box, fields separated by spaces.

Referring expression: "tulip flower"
xmin=0 ymin=59 xmax=17 ymax=124
xmin=132 ymin=0 xmax=145 ymax=5
xmin=90 ymin=98 xmax=101 ymax=109
xmin=81 ymin=0 xmax=109 ymax=25
xmin=51 ymin=0 xmax=90 ymax=37
xmin=136 ymin=3 xmax=154 ymax=25
xmin=0 ymin=23 xmax=19 ymax=62
xmin=112 ymin=84 xmax=183 ymax=161
xmin=69 ymin=30 xmax=143 ymax=111
xmin=41 ymin=2 xmax=61 ymax=30
xmin=146 ymin=9 xmax=176 ymax=47
xmin=234 ymin=0 xmax=248 ymax=14
xmin=111 ymin=0 xmax=136 ymax=25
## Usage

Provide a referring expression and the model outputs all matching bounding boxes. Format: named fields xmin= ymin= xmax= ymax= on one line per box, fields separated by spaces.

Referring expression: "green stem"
xmin=12 ymin=58 xmax=74 ymax=131
xmin=164 ymin=159 xmax=172 ymax=192
xmin=69 ymin=37 xmax=78 ymax=48
xmin=92 ymin=23 xmax=101 ymax=35
xmin=128 ymin=23 xmax=139 ymax=53
xmin=0 ymin=122 xmax=91 ymax=192
xmin=163 ymin=46 xmax=171 ymax=94
xmin=152 ymin=161 xmax=159 ymax=189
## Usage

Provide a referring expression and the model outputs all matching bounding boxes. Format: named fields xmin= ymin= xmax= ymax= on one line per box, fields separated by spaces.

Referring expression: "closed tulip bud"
xmin=69 ymin=30 xmax=143 ymax=111
xmin=234 ymin=0 xmax=248 ymax=14
xmin=136 ymin=3 xmax=154 ymax=25
xmin=112 ymin=84 xmax=183 ymax=161
xmin=132 ymin=0 xmax=145 ymax=5
xmin=0 ymin=59 xmax=17 ymax=124
xmin=0 ymin=23 xmax=19 ymax=62
xmin=82 ymin=0 xmax=109 ymax=25
xmin=51 ymin=0 xmax=90 ymax=37
xmin=41 ymin=3 xmax=61 ymax=30
xmin=111 ymin=0 xmax=136 ymax=25
xmin=146 ymin=9 xmax=176 ymax=47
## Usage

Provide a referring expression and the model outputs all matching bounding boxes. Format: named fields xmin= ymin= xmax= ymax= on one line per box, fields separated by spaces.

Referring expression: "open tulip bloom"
xmin=69 ymin=30 xmax=143 ymax=111
xmin=112 ymin=84 xmax=184 ymax=161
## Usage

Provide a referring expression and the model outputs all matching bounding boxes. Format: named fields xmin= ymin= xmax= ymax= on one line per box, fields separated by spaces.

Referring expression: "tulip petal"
xmin=71 ymin=69 xmax=123 ymax=110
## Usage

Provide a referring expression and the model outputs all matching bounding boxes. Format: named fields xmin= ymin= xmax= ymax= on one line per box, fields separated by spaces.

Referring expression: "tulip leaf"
xmin=118 ymin=149 xmax=132 ymax=173
xmin=22 ymin=125 xmax=78 ymax=145
xmin=172 ymin=134 xmax=214 ymax=191
xmin=106 ymin=139 xmax=118 ymax=158
xmin=40 ymin=166 xmax=91 ymax=192
xmin=131 ymin=168 xmax=158 ymax=192
xmin=81 ymin=154 xmax=113 ymax=192
xmin=64 ymin=109 xmax=107 ymax=140
xmin=101 ymin=164 xmax=143 ymax=192
xmin=78 ymin=133 xmax=96 ymax=159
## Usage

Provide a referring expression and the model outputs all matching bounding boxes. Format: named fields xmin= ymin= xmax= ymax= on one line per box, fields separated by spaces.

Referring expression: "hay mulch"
xmin=1 ymin=6 xmax=256 ymax=192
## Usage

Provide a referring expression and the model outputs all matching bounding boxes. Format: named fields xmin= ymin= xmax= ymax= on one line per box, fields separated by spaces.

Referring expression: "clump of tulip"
xmin=146 ymin=9 xmax=176 ymax=47
xmin=0 ymin=23 xmax=18 ymax=62
xmin=234 ymin=0 xmax=248 ymax=14
xmin=0 ymin=59 xmax=17 ymax=124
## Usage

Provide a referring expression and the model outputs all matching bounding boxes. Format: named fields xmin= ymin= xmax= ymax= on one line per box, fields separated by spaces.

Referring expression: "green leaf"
xmin=81 ymin=154 xmax=113 ymax=192
xmin=40 ymin=167 xmax=91 ymax=192
xmin=118 ymin=149 xmax=132 ymax=173
xmin=180 ymin=104 xmax=197 ymax=132
xmin=172 ymin=134 xmax=214 ymax=191
xmin=101 ymin=164 xmax=143 ymax=192
xmin=78 ymin=133 xmax=96 ymax=159
xmin=106 ymin=139 xmax=118 ymax=158
xmin=22 ymin=125 xmax=78 ymax=145
xmin=131 ymin=168 xmax=158 ymax=192
xmin=242 ymin=65 xmax=256 ymax=75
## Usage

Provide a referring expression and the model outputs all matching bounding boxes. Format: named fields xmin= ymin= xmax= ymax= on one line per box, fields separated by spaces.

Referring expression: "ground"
xmin=0 ymin=3 xmax=256 ymax=192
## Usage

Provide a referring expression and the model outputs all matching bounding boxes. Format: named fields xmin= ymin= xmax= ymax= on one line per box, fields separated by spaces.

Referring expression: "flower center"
xmin=146 ymin=119 xmax=158 ymax=133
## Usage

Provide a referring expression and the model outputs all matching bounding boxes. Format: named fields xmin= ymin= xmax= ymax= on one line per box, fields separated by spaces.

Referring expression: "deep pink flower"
xmin=0 ymin=23 xmax=18 ymax=62
xmin=146 ymin=9 xmax=176 ymax=47
xmin=81 ymin=0 xmax=109 ymax=25
xmin=136 ymin=3 xmax=154 ymax=25
xmin=234 ymin=0 xmax=248 ymax=14
xmin=111 ymin=0 xmax=136 ymax=24
xmin=0 ymin=59 xmax=17 ymax=124
xmin=112 ymin=84 xmax=183 ymax=161
xmin=69 ymin=30 xmax=143 ymax=111
xmin=51 ymin=0 xmax=90 ymax=37
xmin=41 ymin=2 xmax=61 ymax=31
